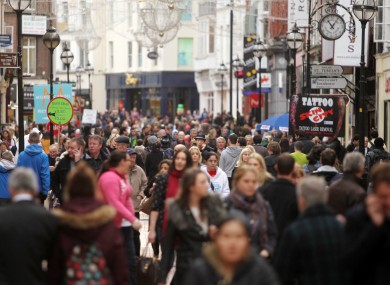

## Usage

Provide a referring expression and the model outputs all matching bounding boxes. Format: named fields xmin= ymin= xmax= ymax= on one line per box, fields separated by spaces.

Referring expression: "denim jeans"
xmin=121 ymin=226 xmax=137 ymax=285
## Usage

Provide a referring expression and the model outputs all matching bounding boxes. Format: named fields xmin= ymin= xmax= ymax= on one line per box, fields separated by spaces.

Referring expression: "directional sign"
xmin=47 ymin=97 xmax=73 ymax=125
xmin=0 ymin=53 xmax=17 ymax=68
xmin=310 ymin=65 xmax=343 ymax=77
xmin=311 ymin=78 xmax=347 ymax=89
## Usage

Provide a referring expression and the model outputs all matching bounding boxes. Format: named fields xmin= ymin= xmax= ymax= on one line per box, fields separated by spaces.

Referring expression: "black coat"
xmin=273 ymin=204 xmax=346 ymax=285
xmin=145 ymin=150 xmax=164 ymax=178
xmin=261 ymin=178 xmax=299 ymax=236
xmin=185 ymin=244 xmax=280 ymax=285
xmin=51 ymin=155 xmax=74 ymax=203
xmin=344 ymin=205 xmax=390 ymax=285
xmin=264 ymin=154 xmax=279 ymax=177
xmin=290 ymin=138 xmax=314 ymax=154
xmin=159 ymin=195 xmax=226 ymax=284
xmin=0 ymin=200 xmax=58 ymax=285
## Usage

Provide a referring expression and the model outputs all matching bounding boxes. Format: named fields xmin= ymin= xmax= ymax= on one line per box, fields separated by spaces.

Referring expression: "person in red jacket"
xmin=48 ymin=161 xmax=129 ymax=285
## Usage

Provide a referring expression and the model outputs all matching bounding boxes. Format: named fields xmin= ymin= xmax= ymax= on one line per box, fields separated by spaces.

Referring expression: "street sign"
xmin=0 ymin=53 xmax=17 ymax=68
xmin=0 ymin=35 xmax=11 ymax=47
xmin=310 ymin=65 xmax=343 ymax=77
xmin=311 ymin=77 xmax=347 ymax=89
xmin=47 ymin=97 xmax=73 ymax=125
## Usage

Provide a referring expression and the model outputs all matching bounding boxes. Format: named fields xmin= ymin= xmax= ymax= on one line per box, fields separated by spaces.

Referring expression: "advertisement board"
xmin=289 ymin=94 xmax=349 ymax=137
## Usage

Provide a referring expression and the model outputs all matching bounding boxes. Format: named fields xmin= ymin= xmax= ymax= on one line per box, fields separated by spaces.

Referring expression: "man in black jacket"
xmin=0 ymin=168 xmax=58 ymax=285
xmin=261 ymin=153 xmax=299 ymax=237
xmin=345 ymin=163 xmax=390 ymax=285
xmin=289 ymin=130 xmax=314 ymax=154
xmin=274 ymin=176 xmax=345 ymax=285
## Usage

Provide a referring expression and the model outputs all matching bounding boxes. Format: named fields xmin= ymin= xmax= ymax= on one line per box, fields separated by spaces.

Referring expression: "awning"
xmin=256 ymin=113 xmax=289 ymax=132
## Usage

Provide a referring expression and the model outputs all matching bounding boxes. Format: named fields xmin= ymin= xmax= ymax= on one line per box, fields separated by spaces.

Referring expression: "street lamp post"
xmin=85 ymin=63 xmax=94 ymax=109
xmin=43 ymin=26 xmax=61 ymax=145
xmin=75 ymin=66 xmax=83 ymax=103
xmin=352 ymin=0 xmax=377 ymax=155
xmin=253 ymin=40 xmax=267 ymax=124
xmin=60 ymin=45 xmax=74 ymax=83
xmin=233 ymin=56 xmax=244 ymax=120
xmin=287 ymin=23 xmax=304 ymax=104
xmin=7 ymin=0 xmax=31 ymax=152
xmin=217 ymin=63 xmax=227 ymax=114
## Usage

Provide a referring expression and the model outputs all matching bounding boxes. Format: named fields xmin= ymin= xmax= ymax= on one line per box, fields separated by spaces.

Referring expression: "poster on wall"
xmin=289 ymin=94 xmax=349 ymax=137
xmin=243 ymin=35 xmax=257 ymax=91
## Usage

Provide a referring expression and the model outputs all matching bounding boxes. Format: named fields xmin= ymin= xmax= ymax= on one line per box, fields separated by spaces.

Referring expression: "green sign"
xmin=46 ymin=97 xmax=73 ymax=125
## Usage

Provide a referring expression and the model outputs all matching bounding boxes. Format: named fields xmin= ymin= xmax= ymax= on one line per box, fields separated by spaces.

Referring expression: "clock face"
xmin=319 ymin=14 xmax=346 ymax=41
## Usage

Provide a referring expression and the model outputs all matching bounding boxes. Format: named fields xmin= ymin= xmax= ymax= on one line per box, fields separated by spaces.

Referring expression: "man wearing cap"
xmin=127 ymin=148 xmax=147 ymax=256
xmin=115 ymin=135 xmax=145 ymax=171
xmin=196 ymin=133 xmax=213 ymax=161
xmin=0 ymin=168 xmax=58 ymax=284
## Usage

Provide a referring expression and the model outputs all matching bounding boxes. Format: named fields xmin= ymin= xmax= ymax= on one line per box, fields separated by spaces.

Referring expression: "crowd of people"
xmin=0 ymin=108 xmax=390 ymax=285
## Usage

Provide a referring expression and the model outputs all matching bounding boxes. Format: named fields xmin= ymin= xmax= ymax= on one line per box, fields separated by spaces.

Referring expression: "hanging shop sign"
xmin=289 ymin=94 xmax=349 ymax=137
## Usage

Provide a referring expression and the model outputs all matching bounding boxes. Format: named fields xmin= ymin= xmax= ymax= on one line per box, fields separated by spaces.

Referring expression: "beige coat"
xmin=128 ymin=165 xmax=147 ymax=212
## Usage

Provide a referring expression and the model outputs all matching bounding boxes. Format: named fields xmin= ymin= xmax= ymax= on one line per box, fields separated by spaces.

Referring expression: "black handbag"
xmin=137 ymin=246 xmax=159 ymax=285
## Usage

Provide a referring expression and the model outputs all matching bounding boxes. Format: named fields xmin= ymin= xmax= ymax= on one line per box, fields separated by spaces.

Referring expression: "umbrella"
xmin=256 ymin=113 xmax=289 ymax=132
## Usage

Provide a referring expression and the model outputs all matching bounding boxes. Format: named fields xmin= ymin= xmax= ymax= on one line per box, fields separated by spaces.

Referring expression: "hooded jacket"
xmin=200 ymin=165 xmax=230 ymax=198
xmin=219 ymin=146 xmax=242 ymax=177
xmin=0 ymin=160 xmax=16 ymax=199
xmin=17 ymin=144 xmax=50 ymax=195
xmin=48 ymin=198 xmax=129 ymax=285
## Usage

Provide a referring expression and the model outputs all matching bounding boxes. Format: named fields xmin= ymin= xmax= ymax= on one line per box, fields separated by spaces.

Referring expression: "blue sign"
xmin=0 ymin=35 xmax=11 ymax=47
xmin=33 ymin=84 xmax=73 ymax=124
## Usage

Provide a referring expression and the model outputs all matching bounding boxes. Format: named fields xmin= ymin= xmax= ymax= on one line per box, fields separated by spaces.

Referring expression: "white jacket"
xmin=200 ymin=165 xmax=230 ymax=198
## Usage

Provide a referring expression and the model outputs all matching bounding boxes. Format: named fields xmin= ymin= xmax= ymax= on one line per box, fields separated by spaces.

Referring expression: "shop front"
xmin=106 ymin=71 xmax=199 ymax=117
xmin=375 ymin=51 xmax=390 ymax=145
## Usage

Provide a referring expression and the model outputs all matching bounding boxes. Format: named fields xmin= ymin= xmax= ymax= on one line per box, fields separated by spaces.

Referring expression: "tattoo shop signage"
xmin=289 ymin=94 xmax=349 ymax=137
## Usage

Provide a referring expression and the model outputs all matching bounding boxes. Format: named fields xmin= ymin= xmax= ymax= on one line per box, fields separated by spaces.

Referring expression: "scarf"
xmin=163 ymin=169 xmax=183 ymax=233
xmin=229 ymin=191 xmax=269 ymax=249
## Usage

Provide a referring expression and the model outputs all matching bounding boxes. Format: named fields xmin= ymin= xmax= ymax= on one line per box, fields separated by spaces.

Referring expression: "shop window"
xmin=207 ymin=92 xmax=214 ymax=114
xmin=22 ymin=37 xmax=36 ymax=76
xmin=209 ymin=22 xmax=215 ymax=53
xmin=178 ymin=38 xmax=193 ymax=67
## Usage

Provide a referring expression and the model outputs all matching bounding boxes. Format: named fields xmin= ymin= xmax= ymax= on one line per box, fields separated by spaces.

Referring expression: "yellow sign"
xmin=126 ymin=73 xmax=139 ymax=86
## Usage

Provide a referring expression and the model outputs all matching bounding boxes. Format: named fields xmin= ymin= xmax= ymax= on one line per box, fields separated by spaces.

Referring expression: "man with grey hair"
xmin=327 ymin=152 xmax=366 ymax=215
xmin=274 ymin=176 xmax=346 ymax=285
xmin=0 ymin=168 xmax=58 ymax=284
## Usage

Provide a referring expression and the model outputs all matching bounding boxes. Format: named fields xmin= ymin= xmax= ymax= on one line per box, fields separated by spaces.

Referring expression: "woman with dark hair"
xmin=225 ymin=165 xmax=277 ymax=259
xmin=185 ymin=214 xmax=279 ymax=285
xmin=49 ymin=161 xmax=129 ymax=285
xmin=279 ymin=137 xmax=290 ymax=153
xmin=201 ymin=151 xmax=230 ymax=198
xmin=148 ymin=149 xmax=192 ymax=246
xmin=98 ymin=151 xmax=142 ymax=285
xmin=158 ymin=169 xmax=226 ymax=285
xmin=303 ymin=144 xmax=325 ymax=174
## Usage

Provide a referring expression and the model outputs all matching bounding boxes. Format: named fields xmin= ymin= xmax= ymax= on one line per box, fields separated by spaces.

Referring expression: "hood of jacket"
xmin=224 ymin=146 xmax=242 ymax=159
xmin=52 ymin=198 xmax=116 ymax=241
xmin=0 ymin=160 xmax=16 ymax=172
xmin=200 ymin=165 xmax=224 ymax=179
xmin=24 ymin=144 xmax=43 ymax=156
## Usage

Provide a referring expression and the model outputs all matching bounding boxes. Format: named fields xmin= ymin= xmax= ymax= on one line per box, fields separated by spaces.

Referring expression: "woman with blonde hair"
xmin=247 ymin=153 xmax=274 ymax=189
xmin=231 ymin=146 xmax=255 ymax=179
xmin=106 ymin=128 xmax=120 ymax=152
xmin=189 ymin=146 xmax=202 ymax=167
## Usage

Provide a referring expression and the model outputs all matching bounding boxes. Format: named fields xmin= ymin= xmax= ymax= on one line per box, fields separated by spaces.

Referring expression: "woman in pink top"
xmin=99 ymin=151 xmax=142 ymax=285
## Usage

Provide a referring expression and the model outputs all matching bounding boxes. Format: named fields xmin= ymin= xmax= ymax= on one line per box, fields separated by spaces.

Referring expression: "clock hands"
xmin=328 ymin=20 xmax=336 ymax=29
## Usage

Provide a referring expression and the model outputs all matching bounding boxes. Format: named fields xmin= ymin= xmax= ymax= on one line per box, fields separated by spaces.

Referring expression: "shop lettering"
xmin=301 ymin=97 xmax=334 ymax=107
xmin=300 ymin=107 xmax=334 ymax=122
xmin=125 ymin=73 xmax=139 ymax=86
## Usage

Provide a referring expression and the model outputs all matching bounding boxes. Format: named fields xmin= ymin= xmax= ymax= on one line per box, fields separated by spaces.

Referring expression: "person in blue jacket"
xmin=17 ymin=132 xmax=50 ymax=204
xmin=0 ymin=151 xmax=16 ymax=204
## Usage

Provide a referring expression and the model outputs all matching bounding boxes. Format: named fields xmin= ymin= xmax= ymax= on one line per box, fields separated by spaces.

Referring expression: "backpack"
xmin=65 ymin=241 xmax=112 ymax=285
xmin=370 ymin=149 xmax=390 ymax=167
